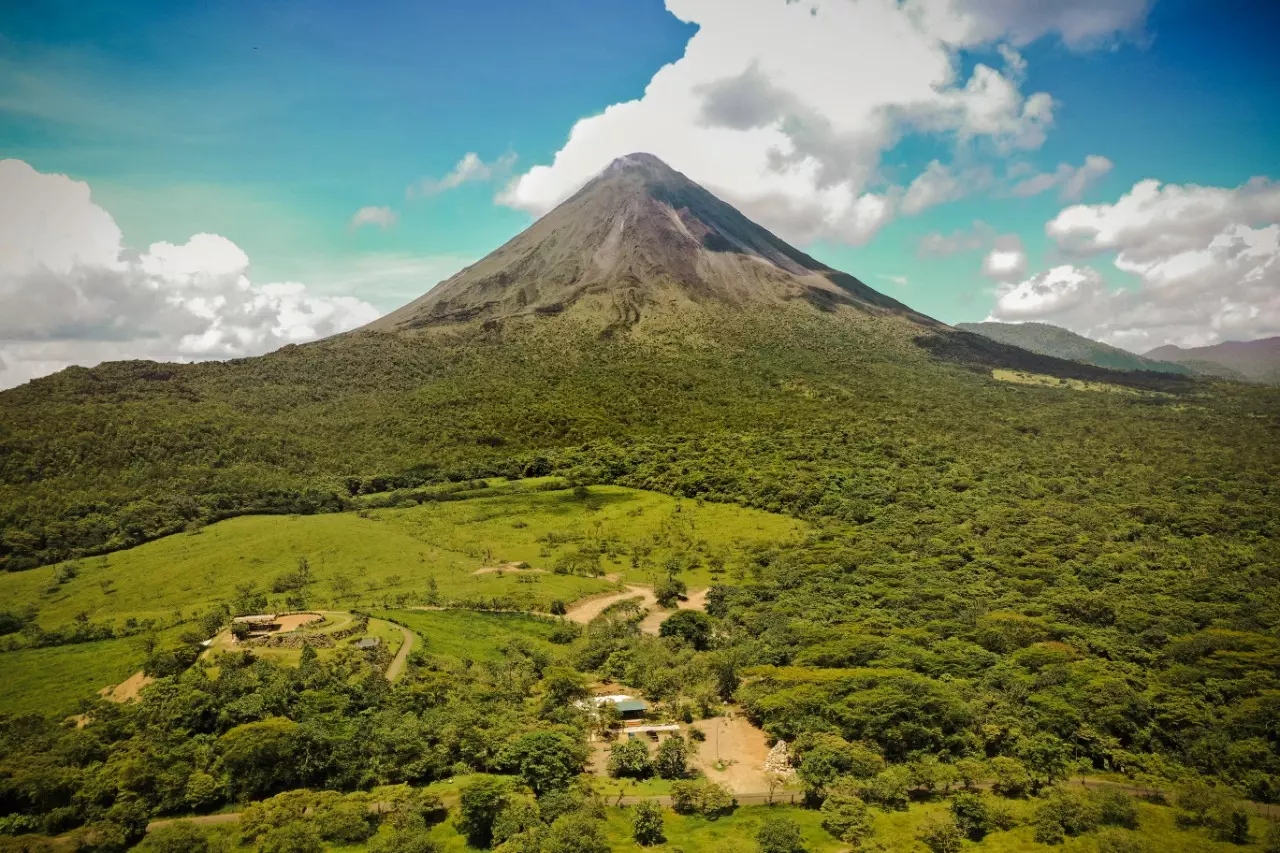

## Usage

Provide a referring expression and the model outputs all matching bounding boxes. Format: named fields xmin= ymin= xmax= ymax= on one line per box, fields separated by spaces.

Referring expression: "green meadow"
xmin=374 ymin=609 xmax=565 ymax=664
xmin=0 ymin=629 xmax=185 ymax=716
xmin=0 ymin=483 xmax=803 ymax=716
xmin=0 ymin=482 xmax=804 ymax=632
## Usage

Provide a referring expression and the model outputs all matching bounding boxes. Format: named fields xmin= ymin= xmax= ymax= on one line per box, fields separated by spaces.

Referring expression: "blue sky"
xmin=1 ymin=0 xmax=1278 ymax=385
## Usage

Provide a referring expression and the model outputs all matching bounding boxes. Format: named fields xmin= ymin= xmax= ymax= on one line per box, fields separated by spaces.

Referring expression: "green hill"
xmin=1147 ymin=336 xmax=1280 ymax=384
xmin=956 ymin=321 xmax=1193 ymax=375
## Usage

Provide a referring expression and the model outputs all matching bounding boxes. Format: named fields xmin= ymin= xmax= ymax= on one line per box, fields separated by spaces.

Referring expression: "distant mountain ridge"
xmin=1145 ymin=337 xmax=1280 ymax=384
xmin=956 ymin=322 xmax=1193 ymax=376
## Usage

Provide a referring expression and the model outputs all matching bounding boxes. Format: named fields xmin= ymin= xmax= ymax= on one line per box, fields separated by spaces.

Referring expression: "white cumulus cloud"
xmin=0 ymin=159 xmax=381 ymax=389
xmin=980 ymin=234 xmax=1028 ymax=282
xmin=906 ymin=0 xmax=1152 ymax=48
xmin=349 ymin=206 xmax=398 ymax=230
xmin=902 ymin=161 xmax=993 ymax=215
xmin=987 ymin=177 xmax=1280 ymax=350
xmin=1010 ymin=154 xmax=1113 ymax=200
xmin=498 ymin=0 xmax=1076 ymax=246
xmin=409 ymin=152 xmax=518 ymax=199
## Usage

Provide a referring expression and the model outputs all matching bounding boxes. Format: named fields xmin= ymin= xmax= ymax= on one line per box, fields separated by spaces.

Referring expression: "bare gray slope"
xmin=368 ymin=153 xmax=931 ymax=332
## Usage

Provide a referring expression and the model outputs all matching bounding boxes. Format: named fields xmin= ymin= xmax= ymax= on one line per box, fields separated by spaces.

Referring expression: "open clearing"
xmin=0 ymin=483 xmax=803 ymax=633
xmin=0 ymin=483 xmax=803 ymax=717
xmin=271 ymin=612 xmax=323 ymax=632
xmin=99 ymin=670 xmax=154 ymax=703
xmin=471 ymin=563 xmax=545 ymax=576
xmin=0 ymin=627 xmax=187 ymax=716
xmin=566 ymin=584 xmax=708 ymax=635
xmin=690 ymin=711 xmax=774 ymax=795
xmin=565 ymin=585 xmax=657 ymax=625
xmin=375 ymin=608 xmax=564 ymax=664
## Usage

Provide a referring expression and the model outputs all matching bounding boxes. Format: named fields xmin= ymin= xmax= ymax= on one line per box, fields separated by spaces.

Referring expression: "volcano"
xmin=369 ymin=153 xmax=930 ymax=334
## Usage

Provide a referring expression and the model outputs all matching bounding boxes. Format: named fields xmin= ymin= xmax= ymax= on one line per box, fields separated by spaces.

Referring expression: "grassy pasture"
xmin=0 ymin=483 xmax=802 ymax=716
xmin=375 ymin=609 xmax=564 ymax=664
xmin=0 ymin=631 xmax=176 ymax=716
xmin=0 ymin=483 xmax=804 ymax=631
xmin=992 ymin=368 xmax=1172 ymax=396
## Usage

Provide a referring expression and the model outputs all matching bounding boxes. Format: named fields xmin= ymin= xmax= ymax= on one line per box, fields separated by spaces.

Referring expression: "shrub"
xmin=315 ymin=800 xmax=378 ymax=843
xmin=989 ymin=757 xmax=1032 ymax=798
xmin=550 ymin=600 xmax=567 ymax=616
xmin=950 ymin=791 xmax=989 ymax=840
xmin=1032 ymin=788 xmax=1101 ymax=842
xmin=669 ymin=780 xmax=735 ymax=817
xmin=654 ymin=736 xmax=689 ymax=780
xmin=133 ymin=822 xmax=221 ymax=853
xmin=1096 ymin=829 xmax=1152 ymax=853
xmin=455 ymin=776 xmax=511 ymax=848
xmin=260 ymin=822 xmax=323 ymax=853
xmin=368 ymin=827 xmax=439 ymax=853
xmin=917 ymin=817 xmax=964 ymax=853
xmin=545 ymin=813 xmax=609 ymax=853
xmin=659 ymin=610 xmax=713 ymax=649
xmin=986 ymin=798 xmax=1020 ymax=831
xmin=858 ymin=766 xmax=910 ymax=810
xmin=492 ymin=796 xmax=541 ymax=847
xmin=757 ymin=815 xmax=805 ymax=853
xmin=1095 ymin=788 xmax=1140 ymax=830
xmin=608 ymin=737 xmax=652 ymax=779
xmin=632 ymin=800 xmax=665 ymax=846
xmin=819 ymin=783 xmax=873 ymax=844
xmin=1265 ymin=820 xmax=1280 ymax=853
xmin=1174 ymin=781 xmax=1250 ymax=842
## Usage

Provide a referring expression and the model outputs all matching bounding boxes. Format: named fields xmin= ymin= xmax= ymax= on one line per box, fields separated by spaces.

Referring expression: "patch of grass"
xmin=0 ymin=484 xmax=802 ymax=633
xmin=0 ymin=632 xmax=168 ymax=715
xmin=375 ymin=609 xmax=565 ymax=664
xmin=993 ymin=368 xmax=1171 ymax=396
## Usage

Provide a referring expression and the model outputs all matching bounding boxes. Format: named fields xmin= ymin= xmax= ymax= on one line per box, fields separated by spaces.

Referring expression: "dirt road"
xmin=564 ymin=585 xmax=657 ymax=625
xmin=567 ymin=585 xmax=709 ymax=636
xmin=384 ymin=625 xmax=415 ymax=682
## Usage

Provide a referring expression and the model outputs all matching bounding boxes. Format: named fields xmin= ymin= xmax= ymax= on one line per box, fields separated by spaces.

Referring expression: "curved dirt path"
xmin=564 ymin=585 xmax=657 ymax=625
xmin=565 ymin=585 xmax=708 ymax=636
xmin=384 ymin=625 xmax=415 ymax=682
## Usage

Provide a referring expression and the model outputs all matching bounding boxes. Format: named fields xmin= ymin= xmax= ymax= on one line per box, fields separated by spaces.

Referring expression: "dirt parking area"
xmin=274 ymin=613 xmax=322 ymax=632
xmin=690 ymin=711 xmax=772 ymax=794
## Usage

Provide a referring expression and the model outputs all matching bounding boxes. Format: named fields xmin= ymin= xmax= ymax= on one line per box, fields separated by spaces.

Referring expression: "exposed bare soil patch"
xmin=99 ymin=671 xmax=154 ymax=703
xmin=565 ymin=585 xmax=657 ymax=624
xmin=690 ymin=710 xmax=773 ymax=794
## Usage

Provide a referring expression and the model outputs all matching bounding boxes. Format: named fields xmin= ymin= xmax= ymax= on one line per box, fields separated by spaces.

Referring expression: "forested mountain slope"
xmin=0 ymin=305 xmax=1220 ymax=572
xmin=957 ymin=321 xmax=1192 ymax=375
xmin=1147 ymin=336 xmax=1280 ymax=384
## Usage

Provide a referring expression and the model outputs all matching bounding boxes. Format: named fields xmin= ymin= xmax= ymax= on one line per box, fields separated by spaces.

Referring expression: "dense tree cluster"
xmin=0 ymin=637 xmax=587 ymax=847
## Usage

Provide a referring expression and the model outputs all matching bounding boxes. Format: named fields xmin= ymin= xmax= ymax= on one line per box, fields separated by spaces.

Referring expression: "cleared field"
xmin=0 ymin=483 xmax=804 ymax=633
xmin=0 ymin=635 xmax=154 ymax=715
xmin=375 ymin=609 xmax=565 ymax=664
xmin=992 ymin=368 xmax=1171 ymax=396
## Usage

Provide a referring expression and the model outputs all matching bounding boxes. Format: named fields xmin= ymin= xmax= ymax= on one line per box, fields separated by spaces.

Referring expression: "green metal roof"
xmin=611 ymin=699 xmax=647 ymax=713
